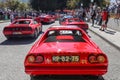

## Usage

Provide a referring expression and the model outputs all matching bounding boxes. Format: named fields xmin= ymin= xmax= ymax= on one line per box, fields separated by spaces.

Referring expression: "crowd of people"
xmin=73 ymin=3 xmax=110 ymax=31
xmin=0 ymin=2 xmax=120 ymax=32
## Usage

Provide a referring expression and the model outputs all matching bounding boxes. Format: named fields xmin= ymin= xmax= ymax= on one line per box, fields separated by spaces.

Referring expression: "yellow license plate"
xmin=52 ymin=56 xmax=79 ymax=62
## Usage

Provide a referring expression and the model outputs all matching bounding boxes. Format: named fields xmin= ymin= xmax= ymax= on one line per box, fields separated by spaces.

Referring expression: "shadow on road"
xmin=30 ymin=75 xmax=105 ymax=80
xmin=105 ymin=29 xmax=116 ymax=35
xmin=0 ymin=37 xmax=36 ymax=45
xmin=93 ymin=26 xmax=100 ymax=28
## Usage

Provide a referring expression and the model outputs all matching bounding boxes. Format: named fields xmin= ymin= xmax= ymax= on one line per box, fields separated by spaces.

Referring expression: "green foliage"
xmin=67 ymin=0 xmax=80 ymax=9
xmin=28 ymin=0 xmax=111 ymax=11
xmin=18 ymin=2 xmax=29 ymax=11
xmin=5 ymin=0 xmax=20 ymax=11
xmin=0 ymin=2 xmax=5 ymax=8
xmin=3 ymin=0 xmax=30 ymax=11
xmin=29 ymin=0 xmax=67 ymax=11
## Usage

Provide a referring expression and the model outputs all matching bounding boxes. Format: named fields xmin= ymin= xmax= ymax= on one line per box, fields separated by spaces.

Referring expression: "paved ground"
xmin=107 ymin=18 xmax=120 ymax=32
xmin=88 ymin=22 xmax=120 ymax=50
xmin=0 ymin=21 xmax=120 ymax=80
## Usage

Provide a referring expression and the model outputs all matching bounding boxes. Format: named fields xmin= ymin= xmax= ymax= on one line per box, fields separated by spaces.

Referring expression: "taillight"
xmin=45 ymin=18 xmax=49 ymax=21
xmin=27 ymin=55 xmax=35 ymax=63
xmin=88 ymin=54 xmax=106 ymax=63
xmin=88 ymin=55 xmax=97 ymax=63
xmin=97 ymin=55 xmax=106 ymax=63
xmin=27 ymin=55 xmax=44 ymax=63
xmin=35 ymin=55 xmax=44 ymax=63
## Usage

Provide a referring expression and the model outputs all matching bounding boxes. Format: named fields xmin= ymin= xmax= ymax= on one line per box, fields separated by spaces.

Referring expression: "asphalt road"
xmin=0 ymin=21 xmax=120 ymax=80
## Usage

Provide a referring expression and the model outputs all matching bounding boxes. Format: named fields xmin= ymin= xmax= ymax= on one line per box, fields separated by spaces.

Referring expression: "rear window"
xmin=13 ymin=20 xmax=30 ymax=24
xmin=45 ymin=30 xmax=85 ymax=42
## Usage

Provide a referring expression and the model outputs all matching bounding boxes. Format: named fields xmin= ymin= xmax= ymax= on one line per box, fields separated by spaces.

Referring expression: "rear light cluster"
xmin=88 ymin=54 xmax=106 ymax=64
xmin=44 ymin=18 xmax=49 ymax=21
xmin=4 ymin=27 xmax=32 ymax=31
xmin=27 ymin=55 xmax=44 ymax=63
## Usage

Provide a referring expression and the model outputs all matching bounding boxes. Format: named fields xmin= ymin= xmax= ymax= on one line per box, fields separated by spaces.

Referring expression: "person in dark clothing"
xmin=91 ymin=10 xmax=96 ymax=26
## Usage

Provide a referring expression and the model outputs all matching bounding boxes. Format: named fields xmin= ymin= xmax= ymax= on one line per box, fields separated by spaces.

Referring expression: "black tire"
xmin=30 ymin=75 xmax=47 ymax=80
xmin=6 ymin=36 xmax=11 ymax=40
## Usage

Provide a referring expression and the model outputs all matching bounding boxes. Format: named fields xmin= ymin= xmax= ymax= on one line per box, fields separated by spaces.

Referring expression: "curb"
xmin=89 ymin=28 xmax=120 ymax=51
xmin=0 ymin=20 xmax=10 ymax=23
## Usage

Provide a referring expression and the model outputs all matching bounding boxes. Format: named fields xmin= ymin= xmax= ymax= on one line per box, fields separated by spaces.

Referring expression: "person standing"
xmin=10 ymin=12 xmax=14 ymax=23
xmin=99 ymin=8 xmax=108 ymax=31
xmin=91 ymin=10 xmax=96 ymax=26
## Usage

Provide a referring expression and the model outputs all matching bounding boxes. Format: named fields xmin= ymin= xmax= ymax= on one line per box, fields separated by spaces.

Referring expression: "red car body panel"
xmin=3 ymin=19 xmax=42 ymax=38
xmin=60 ymin=18 xmax=89 ymax=32
xmin=24 ymin=25 xmax=108 ymax=76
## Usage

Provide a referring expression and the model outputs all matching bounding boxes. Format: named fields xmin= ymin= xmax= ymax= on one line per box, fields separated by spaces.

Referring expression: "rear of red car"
xmin=24 ymin=27 xmax=108 ymax=76
xmin=65 ymin=22 xmax=88 ymax=33
xmin=24 ymin=43 xmax=108 ymax=76
xmin=3 ymin=24 xmax=34 ymax=39
xmin=40 ymin=15 xmax=55 ymax=23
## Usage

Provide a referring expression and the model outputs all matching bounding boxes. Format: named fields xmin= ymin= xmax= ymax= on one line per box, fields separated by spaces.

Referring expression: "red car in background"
xmin=40 ymin=14 xmax=55 ymax=23
xmin=60 ymin=18 xmax=89 ymax=32
xmin=24 ymin=25 xmax=108 ymax=79
xmin=3 ymin=19 xmax=42 ymax=39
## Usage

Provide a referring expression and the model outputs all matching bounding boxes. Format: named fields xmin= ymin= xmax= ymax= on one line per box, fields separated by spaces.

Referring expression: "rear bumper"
xmin=3 ymin=31 xmax=34 ymax=38
xmin=25 ymin=65 xmax=107 ymax=76
xmin=4 ymin=34 xmax=34 ymax=38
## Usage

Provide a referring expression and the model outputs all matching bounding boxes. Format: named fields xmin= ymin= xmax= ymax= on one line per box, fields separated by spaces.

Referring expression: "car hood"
xmin=31 ymin=42 xmax=98 ymax=53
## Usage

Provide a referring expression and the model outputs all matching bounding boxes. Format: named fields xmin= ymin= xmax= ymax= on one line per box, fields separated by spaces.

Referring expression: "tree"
xmin=0 ymin=2 xmax=5 ymax=9
xmin=5 ymin=0 xmax=20 ymax=11
xmin=67 ymin=0 xmax=80 ymax=9
xmin=18 ymin=2 xmax=29 ymax=11
xmin=29 ymin=0 xmax=67 ymax=11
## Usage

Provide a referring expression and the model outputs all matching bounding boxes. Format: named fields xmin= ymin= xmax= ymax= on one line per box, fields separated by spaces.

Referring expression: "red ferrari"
xmin=40 ymin=14 xmax=55 ymax=23
xmin=3 ymin=19 xmax=42 ymax=39
xmin=60 ymin=18 xmax=89 ymax=32
xmin=24 ymin=25 xmax=108 ymax=77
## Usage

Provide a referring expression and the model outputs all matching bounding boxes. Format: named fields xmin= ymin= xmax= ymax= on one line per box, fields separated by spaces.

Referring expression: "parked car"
xmin=3 ymin=19 xmax=42 ymax=39
xmin=24 ymin=25 xmax=108 ymax=79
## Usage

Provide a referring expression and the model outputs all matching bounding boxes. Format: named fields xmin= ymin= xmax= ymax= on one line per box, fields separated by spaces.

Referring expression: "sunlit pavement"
xmin=88 ymin=22 xmax=120 ymax=50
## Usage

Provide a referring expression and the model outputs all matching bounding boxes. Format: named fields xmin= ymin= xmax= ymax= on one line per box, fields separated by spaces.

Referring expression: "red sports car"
xmin=60 ymin=18 xmax=89 ymax=32
xmin=24 ymin=25 xmax=108 ymax=78
xmin=3 ymin=19 xmax=42 ymax=39
xmin=40 ymin=14 xmax=55 ymax=23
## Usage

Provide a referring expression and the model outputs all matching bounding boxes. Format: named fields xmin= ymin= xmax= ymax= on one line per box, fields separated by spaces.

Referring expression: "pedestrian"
xmin=10 ymin=12 xmax=14 ymax=23
xmin=99 ymin=8 xmax=108 ymax=31
xmin=105 ymin=9 xmax=110 ymax=30
xmin=91 ymin=10 xmax=96 ymax=26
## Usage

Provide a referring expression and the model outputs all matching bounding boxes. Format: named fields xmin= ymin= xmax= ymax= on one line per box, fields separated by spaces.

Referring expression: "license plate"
xmin=13 ymin=32 xmax=22 ymax=34
xmin=52 ymin=56 xmax=79 ymax=62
